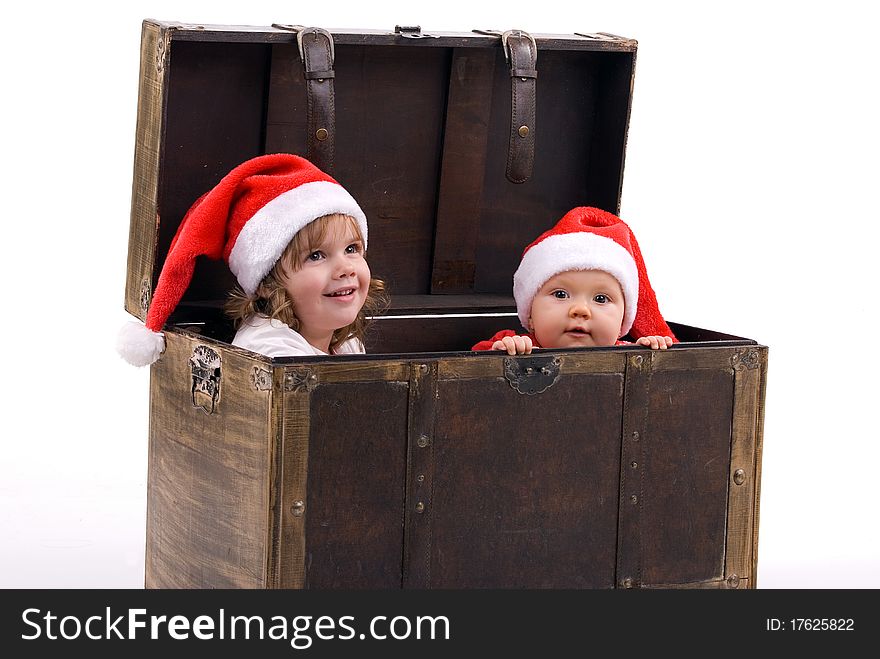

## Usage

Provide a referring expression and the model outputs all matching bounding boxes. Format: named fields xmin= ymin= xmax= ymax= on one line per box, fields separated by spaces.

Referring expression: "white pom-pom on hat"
xmin=117 ymin=321 xmax=166 ymax=367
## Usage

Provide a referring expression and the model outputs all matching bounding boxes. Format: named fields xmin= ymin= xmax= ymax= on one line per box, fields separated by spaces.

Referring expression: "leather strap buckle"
xmin=296 ymin=27 xmax=337 ymax=174
xmin=501 ymin=29 xmax=537 ymax=184
xmin=501 ymin=29 xmax=537 ymax=69
xmin=296 ymin=27 xmax=335 ymax=69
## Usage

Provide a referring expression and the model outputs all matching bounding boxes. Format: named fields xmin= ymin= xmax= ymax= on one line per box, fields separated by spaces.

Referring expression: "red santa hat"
xmin=117 ymin=153 xmax=367 ymax=366
xmin=512 ymin=206 xmax=675 ymax=340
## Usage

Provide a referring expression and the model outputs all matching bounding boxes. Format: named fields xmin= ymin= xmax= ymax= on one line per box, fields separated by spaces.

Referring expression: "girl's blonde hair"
xmin=226 ymin=213 xmax=388 ymax=353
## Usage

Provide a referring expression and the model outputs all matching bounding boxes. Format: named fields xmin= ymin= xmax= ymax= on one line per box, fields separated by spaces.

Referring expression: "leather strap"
xmin=502 ymin=30 xmax=537 ymax=184
xmin=297 ymin=27 xmax=336 ymax=174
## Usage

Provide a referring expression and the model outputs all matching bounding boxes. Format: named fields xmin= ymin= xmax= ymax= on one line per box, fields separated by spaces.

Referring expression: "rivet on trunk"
xmin=733 ymin=469 xmax=746 ymax=485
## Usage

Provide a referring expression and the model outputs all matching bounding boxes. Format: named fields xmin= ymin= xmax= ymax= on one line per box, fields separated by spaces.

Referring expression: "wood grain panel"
xmin=301 ymin=378 xmax=409 ymax=588
xmin=427 ymin=372 xmax=623 ymax=587
xmin=639 ymin=365 xmax=734 ymax=586
xmin=125 ymin=22 xmax=167 ymax=319
xmin=146 ymin=332 xmax=272 ymax=588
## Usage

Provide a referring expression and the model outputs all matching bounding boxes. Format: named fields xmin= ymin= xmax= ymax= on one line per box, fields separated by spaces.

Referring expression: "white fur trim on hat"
xmin=513 ymin=232 xmax=639 ymax=336
xmin=117 ymin=321 xmax=166 ymax=367
xmin=228 ymin=180 xmax=368 ymax=295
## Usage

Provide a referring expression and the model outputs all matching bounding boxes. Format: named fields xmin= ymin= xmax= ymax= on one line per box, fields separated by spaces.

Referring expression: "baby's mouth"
xmin=566 ymin=327 xmax=590 ymax=335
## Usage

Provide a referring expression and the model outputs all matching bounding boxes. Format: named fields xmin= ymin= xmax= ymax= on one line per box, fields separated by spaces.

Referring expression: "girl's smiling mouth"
xmin=324 ymin=287 xmax=357 ymax=298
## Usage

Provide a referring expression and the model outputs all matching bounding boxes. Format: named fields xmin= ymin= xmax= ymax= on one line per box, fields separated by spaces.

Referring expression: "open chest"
xmin=125 ymin=20 xmax=767 ymax=588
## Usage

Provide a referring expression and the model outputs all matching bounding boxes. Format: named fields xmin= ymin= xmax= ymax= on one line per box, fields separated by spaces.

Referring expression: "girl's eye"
xmin=552 ymin=290 xmax=569 ymax=299
xmin=307 ymin=251 xmax=324 ymax=262
xmin=345 ymin=243 xmax=362 ymax=254
xmin=594 ymin=294 xmax=609 ymax=304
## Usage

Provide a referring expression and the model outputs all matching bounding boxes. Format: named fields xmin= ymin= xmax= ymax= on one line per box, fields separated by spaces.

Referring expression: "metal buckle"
xmin=501 ymin=29 xmax=537 ymax=65
xmin=295 ymin=26 xmax=335 ymax=66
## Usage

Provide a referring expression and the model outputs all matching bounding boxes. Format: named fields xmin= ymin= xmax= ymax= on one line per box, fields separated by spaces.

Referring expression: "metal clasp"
xmin=394 ymin=25 xmax=438 ymax=39
xmin=503 ymin=355 xmax=562 ymax=395
xmin=190 ymin=345 xmax=221 ymax=415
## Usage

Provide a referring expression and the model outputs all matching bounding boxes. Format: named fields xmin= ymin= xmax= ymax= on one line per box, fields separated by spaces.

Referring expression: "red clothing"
xmin=472 ymin=329 xmax=630 ymax=351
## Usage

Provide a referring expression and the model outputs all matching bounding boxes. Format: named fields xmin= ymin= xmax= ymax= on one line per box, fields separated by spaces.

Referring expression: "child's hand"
xmin=491 ymin=335 xmax=534 ymax=355
xmin=635 ymin=335 xmax=674 ymax=350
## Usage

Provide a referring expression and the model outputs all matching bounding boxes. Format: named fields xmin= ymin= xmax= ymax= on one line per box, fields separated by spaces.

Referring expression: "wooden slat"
xmin=616 ymin=352 xmax=652 ymax=588
xmin=642 ymin=577 xmax=750 ymax=589
xmin=556 ymin=351 xmax=626 ymax=374
xmin=125 ymin=22 xmax=168 ymax=319
xmin=403 ymin=362 xmax=439 ymax=588
xmin=265 ymin=366 xmax=283 ymax=588
xmin=387 ymin=294 xmax=514 ymax=313
xmin=431 ymin=48 xmax=496 ymax=294
xmin=278 ymin=387 xmax=311 ymax=588
xmin=265 ymin=43 xmax=308 ymax=159
xmin=438 ymin=351 xmax=625 ymax=381
xmin=725 ymin=348 xmax=763 ymax=585
xmin=439 ymin=357 xmax=502 ymax=380
xmin=286 ymin=361 xmax=408 ymax=383
xmin=652 ymin=346 xmax=742 ymax=371
xmin=751 ymin=349 xmax=769 ymax=586
xmin=587 ymin=50 xmax=636 ymax=214
xmin=146 ymin=21 xmax=638 ymax=52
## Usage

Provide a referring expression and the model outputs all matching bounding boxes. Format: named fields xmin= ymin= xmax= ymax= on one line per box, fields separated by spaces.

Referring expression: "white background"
xmin=1 ymin=0 xmax=877 ymax=588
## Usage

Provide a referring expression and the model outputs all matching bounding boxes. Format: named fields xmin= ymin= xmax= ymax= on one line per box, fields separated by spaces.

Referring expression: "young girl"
xmin=117 ymin=153 xmax=385 ymax=366
xmin=227 ymin=211 xmax=386 ymax=357
xmin=472 ymin=206 xmax=676 ymax=355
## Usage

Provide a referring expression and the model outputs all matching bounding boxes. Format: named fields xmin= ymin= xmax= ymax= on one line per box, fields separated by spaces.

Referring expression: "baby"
xmin=118 ymin=153 xmax=384 ymax=365
xmin=473 ymin=206 xmax=676 ymax=354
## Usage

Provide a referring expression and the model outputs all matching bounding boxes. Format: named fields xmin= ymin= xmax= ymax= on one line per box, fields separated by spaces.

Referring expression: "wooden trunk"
xmin=127 ymin=20 xmax=767 ymax=589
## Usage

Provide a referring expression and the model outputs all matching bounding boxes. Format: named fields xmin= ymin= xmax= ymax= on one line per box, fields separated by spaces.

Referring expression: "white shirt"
xmin=232 ymin=314 xmax=365 ymax=358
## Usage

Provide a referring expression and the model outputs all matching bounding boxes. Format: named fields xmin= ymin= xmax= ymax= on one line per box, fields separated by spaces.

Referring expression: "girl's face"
xmin=528 ymin=270 xmax=626 ymax=348
xmin=280 ymin=216 xmax=371 ymax=350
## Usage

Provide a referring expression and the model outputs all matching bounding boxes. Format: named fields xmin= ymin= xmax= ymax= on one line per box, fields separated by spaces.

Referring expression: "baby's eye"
xmin=552 ymin=290 xmax=569 ymax=299
xmin=594 ymin=294 xmax=609 ymax=304
xmin=307 ymin=250 xmax=324 ymax=262
xmin=345 ymin=243 xmax=362 ymax=254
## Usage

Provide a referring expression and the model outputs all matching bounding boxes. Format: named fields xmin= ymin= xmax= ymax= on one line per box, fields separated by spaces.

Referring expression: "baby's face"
xmin=280 ymin=217 xmax=370 ymax=344
xmin=529 ymin=270 xmax=625 ymax=348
